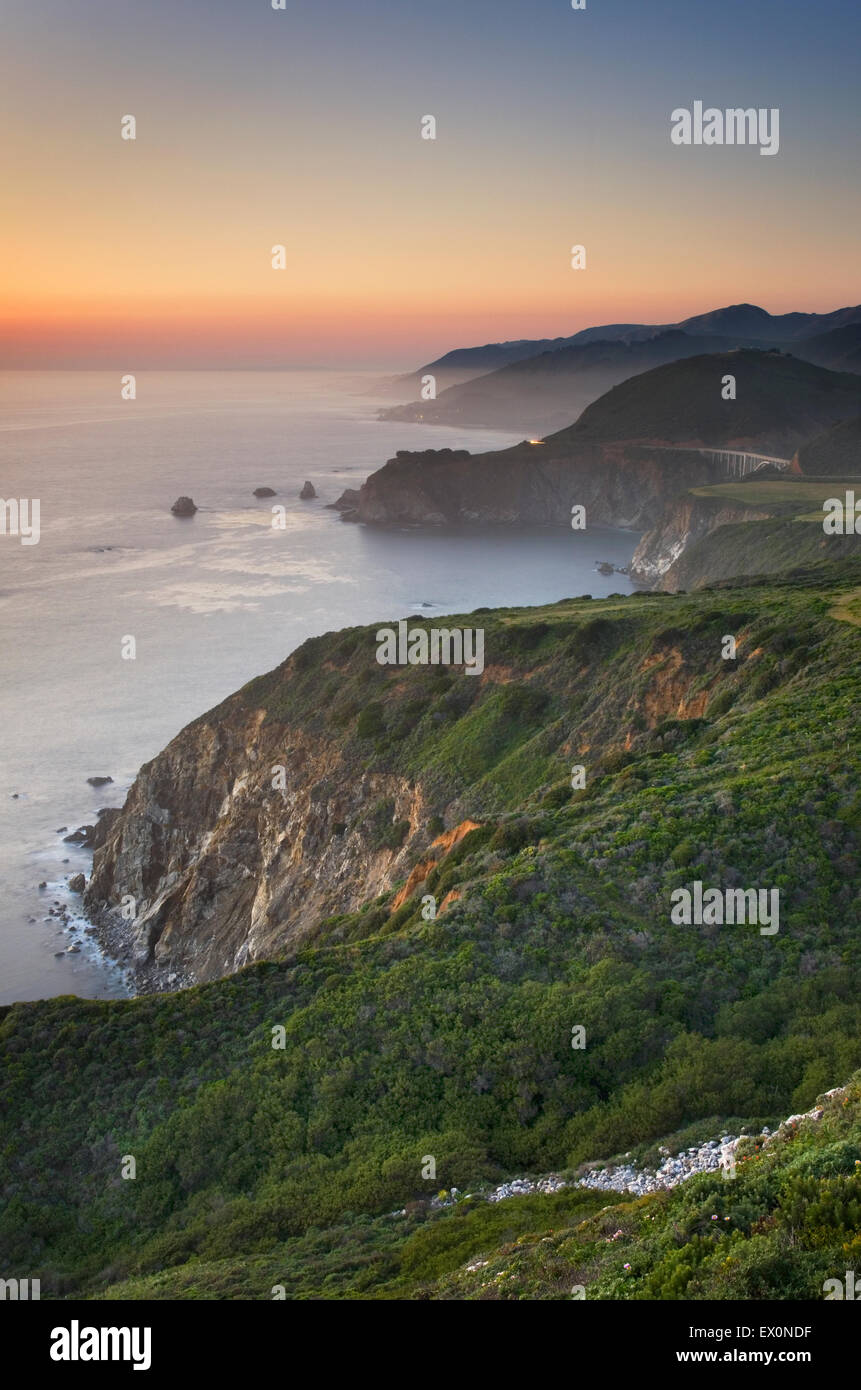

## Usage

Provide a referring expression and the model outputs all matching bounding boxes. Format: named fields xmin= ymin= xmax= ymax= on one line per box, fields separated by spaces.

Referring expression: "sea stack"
xmin=170 ymin=496 xmax=198 ymax=516
xmin=253 ymin=487 xmax=276 ymax=497
xmin=300 ymin=481 xmax=317 ymax=499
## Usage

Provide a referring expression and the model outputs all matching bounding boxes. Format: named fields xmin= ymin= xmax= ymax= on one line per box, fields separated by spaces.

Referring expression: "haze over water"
xmin=0 ymin=370 xmax=638 ymax=1003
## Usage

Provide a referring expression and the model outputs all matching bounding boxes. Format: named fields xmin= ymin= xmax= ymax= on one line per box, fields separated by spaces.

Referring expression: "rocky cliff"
xmin=345 ymin=441 xmax=720 ymax=530
xmin=631 ymin=495 xmax=773 ymax=586
xmin=631 ymin=486 xmax=861 ymax=590
xmin=85 ymin=696 xmax=438 ymax=991
xmin=84 ymin=591 xmax=760 ymax=991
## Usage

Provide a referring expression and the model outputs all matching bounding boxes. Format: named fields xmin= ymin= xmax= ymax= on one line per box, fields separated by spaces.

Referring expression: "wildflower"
xmin=623 ymin=1263 xmax=631 ymax=1270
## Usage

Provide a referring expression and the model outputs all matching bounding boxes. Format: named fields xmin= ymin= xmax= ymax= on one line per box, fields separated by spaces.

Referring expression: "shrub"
xmin=357 ymin=702 xmax=386 ymax=739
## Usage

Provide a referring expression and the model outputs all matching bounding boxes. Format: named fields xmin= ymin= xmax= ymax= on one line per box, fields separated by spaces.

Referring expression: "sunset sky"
xmin=2 ymin=0 xmax=859 ymax=369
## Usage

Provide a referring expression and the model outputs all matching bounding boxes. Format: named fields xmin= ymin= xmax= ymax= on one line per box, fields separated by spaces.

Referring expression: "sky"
xmin=1 ymin=0 xmax=859 ymax=369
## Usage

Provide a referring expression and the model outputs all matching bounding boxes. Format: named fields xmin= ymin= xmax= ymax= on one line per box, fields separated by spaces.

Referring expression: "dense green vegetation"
xmin=554 ymin=350 xmax=861 ymax=451
xmin=1 ymin=562 xmax=859 ymax=1299
xmin=424 ymin=1077 xmax=861 ymax=1301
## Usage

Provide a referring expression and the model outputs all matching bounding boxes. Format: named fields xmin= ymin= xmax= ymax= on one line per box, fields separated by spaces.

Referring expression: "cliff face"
xmin=85 ymin=700 xmax=434 ymax=990
xmin=653 ymin=517 xmax=861 ymax=592
xmin=84 ymin=594 xmax=748 ymax=992
xmin=632 ymin=492 xmax=861 ymax=591
xmin=631 ymin=496 xmax=771 ymax=586
xmin=351 ymin=442 xmax=719 ymax=530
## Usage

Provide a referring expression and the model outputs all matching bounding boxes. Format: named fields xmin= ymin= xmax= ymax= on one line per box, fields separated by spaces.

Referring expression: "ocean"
xmin=0 ymin=369 xmax=639 ymax=1003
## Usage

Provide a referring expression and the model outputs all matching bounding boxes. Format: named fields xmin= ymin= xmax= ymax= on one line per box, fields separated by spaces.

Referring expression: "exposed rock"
xmin=170 ymin=496 xmax=197 ymax=516
xmin=486 ymin=1175 xmax=567 ymax=1204
xmin=65 ymin=825 xmax=93 ymax=845
xmin=346 ymin=442 xmax=722 ymax=529
xmin=328 ymin=488 xmax=361 ymax=512
xmin=631 ymin=492 xmax=861 ymax=591
xmin=631 ymin=494 xmax=775 ymax=587
xmin=253 ymin=487 xmax=276 ymax=498
xmin=85 ymin=701 xmax=441 ymax=990
xmin=389 ymin=819 xmax=482 ymax=911
xmin=68 ymin=874 xmax=86 ymax=894
xmin=85 ymin=713 xmax=482 ymax=992
xmin=64 ymin=807 xmax=122 ymax=850
xmin=299 ymin=480 xmax=317 ymax=499
xmin=474 ymin=1083 xmax=854 ymax=1209
xmin=87 ymin=775 xmax=113 ymax=787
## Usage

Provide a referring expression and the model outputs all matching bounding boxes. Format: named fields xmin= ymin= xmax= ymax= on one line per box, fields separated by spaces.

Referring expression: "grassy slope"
xmin=663 ymin=479 xmax=861 ymax=589
xmin=1 ymin=564 xmax=859 ymax=1300
xmin=688 ymin=479 xmax=847 ymax=509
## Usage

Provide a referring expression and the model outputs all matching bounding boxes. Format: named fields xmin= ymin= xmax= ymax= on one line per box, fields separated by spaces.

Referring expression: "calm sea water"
xmin=0 ymin=370 xmax=638 ymax=1003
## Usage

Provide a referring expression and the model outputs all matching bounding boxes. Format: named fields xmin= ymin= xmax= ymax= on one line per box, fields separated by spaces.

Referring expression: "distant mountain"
xmin=555 ymin=350 xmax=861 ymax=456
xmin=345 ymin=352 xmax=861 ymax=532
xmin=380 ymin=330 xmax=778 ymax=434
xmin=791 ymin=323 xmax=861 ymax=373
xmin=372 ymin=322 xmax=648 ymax=400
xmin=379 ymin=307 xmax=861 ymax=432
xmin=428 ymin=322 xmax=648 ymax=371
xmin=423 ymin=303 xmax=861 ymax=374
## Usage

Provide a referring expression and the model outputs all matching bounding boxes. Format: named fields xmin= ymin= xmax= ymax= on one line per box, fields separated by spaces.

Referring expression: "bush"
xmin=707 ymin=689 xmax=735 ymax=718
xmin=357 ymin=702 xmax=386 ymax=739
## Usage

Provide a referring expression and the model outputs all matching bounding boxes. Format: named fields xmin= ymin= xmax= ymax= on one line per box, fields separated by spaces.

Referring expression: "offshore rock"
xmin=170 ymin=496 xmax=197 ymax=516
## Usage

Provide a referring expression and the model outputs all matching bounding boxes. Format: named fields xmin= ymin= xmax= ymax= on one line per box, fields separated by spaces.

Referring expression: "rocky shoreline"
xmin=43 ymin=804 xmax=143 ymax=995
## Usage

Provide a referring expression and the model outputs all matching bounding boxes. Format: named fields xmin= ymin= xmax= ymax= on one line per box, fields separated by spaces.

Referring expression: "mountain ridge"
xmin=376 ymin=303 xmax=861 ymax=418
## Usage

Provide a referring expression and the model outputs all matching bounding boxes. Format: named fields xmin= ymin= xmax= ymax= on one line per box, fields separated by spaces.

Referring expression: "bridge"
xmin=635 ymin=444 xmax=793 ymax=479
xmin=695 ymin=448 xmax=792 ymax=478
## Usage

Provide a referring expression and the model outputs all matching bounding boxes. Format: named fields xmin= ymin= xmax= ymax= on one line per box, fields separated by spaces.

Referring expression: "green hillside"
xmin=1 ymin=563 xmax=859 ymax=1300
xmin=550 ymin=351 xmax=861 ymax=453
